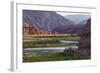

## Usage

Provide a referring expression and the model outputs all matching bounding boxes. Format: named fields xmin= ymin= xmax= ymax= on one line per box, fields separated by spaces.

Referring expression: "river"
xmin=24 ymin=45 xmax=78 ymax=53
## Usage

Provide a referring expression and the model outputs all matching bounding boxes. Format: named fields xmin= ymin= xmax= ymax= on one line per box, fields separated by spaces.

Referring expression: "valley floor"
xmin=23 ymin=34 xmax=90 ymax=62
xmin=23 ymin=51 xmax=90 ymax=62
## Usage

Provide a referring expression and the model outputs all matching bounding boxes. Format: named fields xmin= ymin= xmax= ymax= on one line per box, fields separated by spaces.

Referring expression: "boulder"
xmin=63 ymin=48 xmax=74 ymax=56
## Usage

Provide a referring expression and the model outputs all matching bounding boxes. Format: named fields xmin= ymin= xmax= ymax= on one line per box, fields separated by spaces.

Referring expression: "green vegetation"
xmin=23 ymin=51 xmax=90 ymax=62
xmin=23 ymin=34 xmax=85 ymax=62
xmin=23 ymin=39 xmax=78 ymax=48
xmin=23 ymin=34 xmax=80 ymax=48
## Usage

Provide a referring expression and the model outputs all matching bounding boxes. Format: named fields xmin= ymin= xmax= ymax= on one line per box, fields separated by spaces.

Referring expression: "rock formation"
xmin=78 ymin=19 xmax=91 ymax=56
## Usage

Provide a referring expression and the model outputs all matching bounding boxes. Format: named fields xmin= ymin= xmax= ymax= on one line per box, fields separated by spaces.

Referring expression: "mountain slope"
xmin=23 ymin=10 xmax=74 ymax=33
xmin=65 ymin=14 xmax=90 ymax=24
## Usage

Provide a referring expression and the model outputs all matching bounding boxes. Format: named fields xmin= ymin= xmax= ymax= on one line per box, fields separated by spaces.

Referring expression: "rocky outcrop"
xmin=23 ymin=22 xmax=50 ymax=34
xmin=79 ymin=19 xmax=91 ymax=50
xmin=63 ymin=48 xmax=75 ymax=56
xmin=78 ymin=19 xmax=91 ymax=56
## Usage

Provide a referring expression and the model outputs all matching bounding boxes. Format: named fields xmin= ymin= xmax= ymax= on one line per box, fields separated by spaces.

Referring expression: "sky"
xmin=56 ymin=12 xmax=91 ymax=24
xmin=56 ymin=12 xmax=90 ymax=16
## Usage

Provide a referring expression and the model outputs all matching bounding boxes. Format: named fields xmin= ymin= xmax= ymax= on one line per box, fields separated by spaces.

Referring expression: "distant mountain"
xmin=79 ymin=18 xmax=90 ymax=25
xmin=54 ymin=18 xmax=91 ymax=34
xmin=23 ymin=10 xmax=91 ymax=34
xmin=65 ymin=14 xmax=90 ymax=24
xmin=23 ymin=10 xmax=74 ymax=34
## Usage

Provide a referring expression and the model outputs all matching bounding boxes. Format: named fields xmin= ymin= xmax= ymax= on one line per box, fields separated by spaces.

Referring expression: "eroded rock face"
xmin=79 ymin=19 xmax=91 ymax=50
xmin=78 ymin=19 xmax=91 ymax=56
xmin=23 ymin=22 xmax=50 ymax=35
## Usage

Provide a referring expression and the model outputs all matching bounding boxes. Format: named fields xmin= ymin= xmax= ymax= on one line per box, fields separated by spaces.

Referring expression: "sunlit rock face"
xmin=23 ymin=23 xmax=50 ymax=35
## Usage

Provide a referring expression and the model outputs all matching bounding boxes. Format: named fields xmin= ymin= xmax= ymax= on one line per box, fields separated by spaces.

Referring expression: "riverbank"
xmin=23 ymin=51 xmax=90 ymax=62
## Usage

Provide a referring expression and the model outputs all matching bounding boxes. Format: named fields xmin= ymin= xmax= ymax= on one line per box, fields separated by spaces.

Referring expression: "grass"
xmin=23 ymin=34 xmax=80 ymax=37
xmin=23 ymin=34 xmax=80 ymax=40
xmin=23 ymin=42 xmax=78 ymax=48
xmin=23 ymin=51 xmax=90 ymax=62
xmin=23 ymin=34 xmax=80 ymax=48
xmin=23 ymin=34 xmax=85 ymax=62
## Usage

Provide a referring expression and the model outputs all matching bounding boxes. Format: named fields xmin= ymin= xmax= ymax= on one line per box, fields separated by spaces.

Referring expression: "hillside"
xmin=23 ymin=10 xmax=74 ymax=34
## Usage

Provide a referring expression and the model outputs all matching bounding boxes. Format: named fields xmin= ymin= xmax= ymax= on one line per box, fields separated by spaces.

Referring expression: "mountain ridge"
xmin=23 ymin=10 xmax=74 ymax=33
xmin=23 ymin=10 xmax=91 ymax=34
